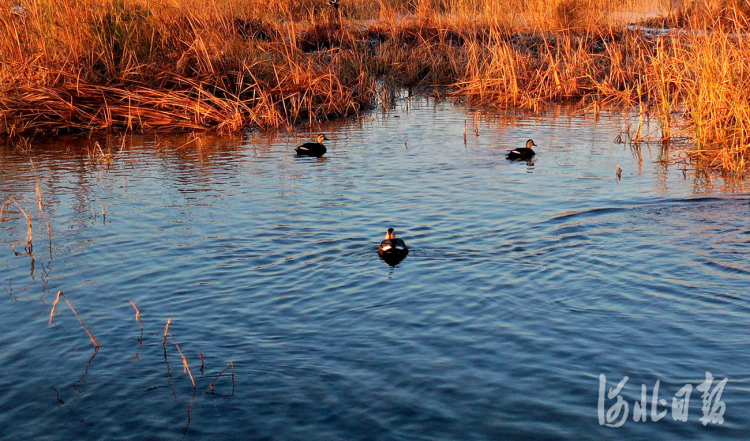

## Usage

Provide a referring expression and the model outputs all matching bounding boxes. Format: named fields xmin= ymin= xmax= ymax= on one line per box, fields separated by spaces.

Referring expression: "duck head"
xmin=526 ymin=139 xmax=537 ymax=148
xmin=316 ymin=134 xmax=328 ymax=144
xmin=385 ymin=228 xmax=396 ymax=240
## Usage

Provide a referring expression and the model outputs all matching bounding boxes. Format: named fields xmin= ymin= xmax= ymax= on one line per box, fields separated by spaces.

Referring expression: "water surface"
xmin=1 ymin=98 xmax=749 ymax=439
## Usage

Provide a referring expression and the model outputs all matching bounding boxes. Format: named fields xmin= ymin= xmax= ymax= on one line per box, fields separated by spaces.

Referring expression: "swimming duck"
xmin=295 ymin=134 xmax=328 ymax=157
xmin=378 ymin=228 xmax=409 ymax=260
xmin=506 ymin=139 xmax=537 ymax=160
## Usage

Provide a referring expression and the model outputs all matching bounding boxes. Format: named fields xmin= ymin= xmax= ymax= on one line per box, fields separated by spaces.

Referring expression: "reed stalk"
xmin=168 ymin=331 xmax=197 ymax=388
xmin=208 ymin=361 xmax=235 ymax=394
xmin=49 ymin=291 xmax=101 ymax=348
xmin=130 ymin=300 xmax=142 ymax=329
xmin=163 ymin=317 xmax=171 ymax=347
xmin=0 ymin=198 xmax=33 ymax=255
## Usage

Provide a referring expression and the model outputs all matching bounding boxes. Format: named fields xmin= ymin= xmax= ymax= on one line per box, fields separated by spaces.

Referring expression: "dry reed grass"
xmin=163 ymin=317 xmax=171 ymax=346
xmin=159 ymin=317 xmax=196 ymax=388
xmin=208 ymin=361 xmax=235 ymax=394
xmin=29 ymin=159 xmax=54 ymax=256
xmin=49 ymin=290 xmax=101 ymax=348
xmin=128 ymin=306 xmax=231 ymax=390
xmin=130 ymin=299 xmax=143 ymax=335
xmin=1 ymin=164 xmax=54 ymax=260
xmin=168 ymin=330 xmax=197 ymax=389
xmin=0 ymin=198 xmax=33 ymax=255
xmin=130 ymin=300 xmax=141 ymax=321
xmin=1 ymin=0 xmax=750 ymax=171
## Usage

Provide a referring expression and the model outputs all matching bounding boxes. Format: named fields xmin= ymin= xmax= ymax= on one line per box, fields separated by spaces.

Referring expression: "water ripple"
xmin=1 ymin=101 xmax=750 ymax=439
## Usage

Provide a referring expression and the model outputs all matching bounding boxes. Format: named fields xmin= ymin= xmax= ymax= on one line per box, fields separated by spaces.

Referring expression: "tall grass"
xmin=1 ymin=0 xmax=374 ymax=133
xmin=2 ymin=0 xmax=750 ymax=171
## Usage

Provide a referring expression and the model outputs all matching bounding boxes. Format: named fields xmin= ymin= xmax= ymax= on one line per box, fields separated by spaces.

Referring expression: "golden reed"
xmin=1 ymin=0 xmax=749 ymax=171
xmin=49 ymin=291 xmax=101 ymax=348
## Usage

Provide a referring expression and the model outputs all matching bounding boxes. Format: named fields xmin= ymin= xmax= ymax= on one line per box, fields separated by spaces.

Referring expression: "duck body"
xmin=507 ymin=139 xmax=537 ymax=160
xmin=378 ymin=228 xmax=408 ymax=265
xmin=378 ymin=238 xmax=408 ymax=256
xmin=295 ymin=134 xmax=328 ymax=157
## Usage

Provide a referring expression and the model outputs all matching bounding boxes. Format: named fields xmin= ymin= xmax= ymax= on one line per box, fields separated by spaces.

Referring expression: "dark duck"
xmin=295 ymin=134 xmax=328 ymax=157
xmin=378 ymin=228 xmax=409 ymax=265
xmin=506 ymin=139 xmax=537 ymax=160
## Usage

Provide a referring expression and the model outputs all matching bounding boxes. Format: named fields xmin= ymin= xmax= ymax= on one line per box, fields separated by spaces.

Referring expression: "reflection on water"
xmin=1 ymin=99 xmax=750 ymax=439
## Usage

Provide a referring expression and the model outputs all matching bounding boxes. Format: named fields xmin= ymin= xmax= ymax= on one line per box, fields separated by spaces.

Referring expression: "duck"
xmin=295 ymin=134 xmax=328 ymax=157
xmin=378 ymin=228 xmax=409 ymax=261
xmin=506 ymin=139 xmax=537 ymax=160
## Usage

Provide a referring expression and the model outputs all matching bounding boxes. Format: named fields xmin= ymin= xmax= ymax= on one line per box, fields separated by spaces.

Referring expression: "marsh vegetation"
xmin=2 ymin=0 xmax=750 ymax=172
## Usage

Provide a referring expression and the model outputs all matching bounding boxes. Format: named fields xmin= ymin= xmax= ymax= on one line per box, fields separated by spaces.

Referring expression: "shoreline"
xmin=2 ymin=1 xmax=750 ymax=172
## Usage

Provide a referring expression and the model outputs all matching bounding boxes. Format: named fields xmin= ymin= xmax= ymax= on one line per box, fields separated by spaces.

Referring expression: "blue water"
xmin=1 ymin=99 xmax=749 ymax=439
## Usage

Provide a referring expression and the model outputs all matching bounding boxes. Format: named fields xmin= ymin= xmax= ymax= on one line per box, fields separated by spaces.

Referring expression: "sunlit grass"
xmin=1 ymin=0 xmax=750 ymax=172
